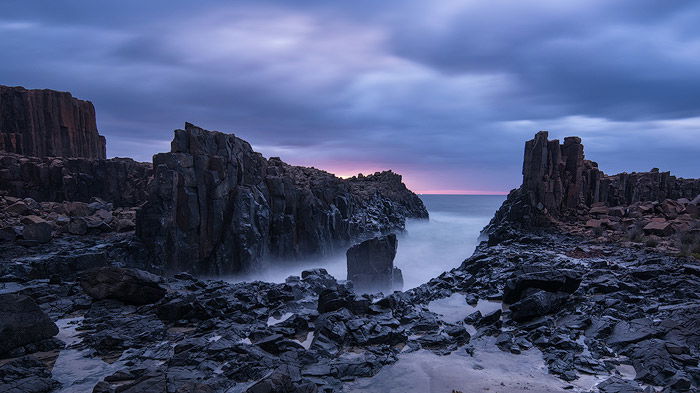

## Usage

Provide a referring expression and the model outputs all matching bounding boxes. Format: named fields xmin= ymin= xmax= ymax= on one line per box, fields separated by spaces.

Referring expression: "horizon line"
xmin=416 ymin=190 xmax=510 ymax=195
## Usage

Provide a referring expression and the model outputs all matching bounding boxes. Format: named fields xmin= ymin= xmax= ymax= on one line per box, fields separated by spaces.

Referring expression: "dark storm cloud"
xmin=0 ymin=0 xmax=698 ymax=192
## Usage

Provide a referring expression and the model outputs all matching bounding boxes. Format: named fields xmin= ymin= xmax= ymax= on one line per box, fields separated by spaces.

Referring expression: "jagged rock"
xmin=346 ymin=234 xmax=401 ymax=292
xmin=0 ymin=153 xmax=152 ymax=207
xmin=596 ymin=376 xmax=646 ymax=393
xmin=5 ymin=201 xmax=31 ymax=216
xmin=0 ymin=85 xmax=106 ymax=159
xmin=65 ymin=202 xmax=92 ymax=217
xmin=80 ymin=267 xmax=166 ymax=305
xmin=509 ymin=290 xmax=570 ymax=322
xmin=643 ymin=220 xmax=674 ymax=236
xmin=136 ymin=123 xmax=427 ymax=275
xmin=485 ymin=131 xmax=700 ymax=232
xmin=0 ymin=294 xmax=59 ymax=356
xmin=20 ymin=215 xmax=52 ymax=243
xmin=502 ymin=269 xmax=581 ymax=304
xmin=67 ymin=217 xmax=88 ymax=235
xmin=0 ymin=356 xmax=60 ymax=393
xmin=245 ymin=365 xmax=318 ymax=393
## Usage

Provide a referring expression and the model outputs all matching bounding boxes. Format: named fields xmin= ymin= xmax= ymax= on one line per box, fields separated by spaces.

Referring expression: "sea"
xmin=231 ymin=194 xmax=506 ymax=290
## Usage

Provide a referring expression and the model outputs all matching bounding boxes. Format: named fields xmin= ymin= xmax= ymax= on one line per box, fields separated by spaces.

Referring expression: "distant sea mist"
xmin=229 ymin=194 xmax=506 ymax=290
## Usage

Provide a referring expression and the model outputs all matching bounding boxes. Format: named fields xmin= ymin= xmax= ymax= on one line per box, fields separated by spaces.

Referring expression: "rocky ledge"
xmin=0 ymin=152 xmax=152 ymax=207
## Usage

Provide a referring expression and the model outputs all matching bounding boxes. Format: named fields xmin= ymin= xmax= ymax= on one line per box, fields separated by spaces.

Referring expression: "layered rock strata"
xmin=0 ymin=85 xmax=106 ymax=159
xmin=0 ymin=152 xmax=152 ymax=206
xmin=137 ymin=123 xmax=427 ymax=275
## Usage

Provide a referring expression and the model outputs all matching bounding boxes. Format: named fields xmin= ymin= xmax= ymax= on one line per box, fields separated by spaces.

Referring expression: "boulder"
xmin=509 ymin=290 xmax=570 ymax=322
xmin=0 ymin=356 xmax=60 ymax=392
xmin=67 ymin=217 xmax=88 ymax=235
xmin=5 ymin=201 xmax=30 ymax=216
xmin=589 ymin=206 xmax=608 ymax=215
xmin=608 ymin=206 xmax=625 ymax=217
xmin=80 ymin=267 xmax=166 ymax=305
xmin=0 ymin=294 xmax=59 ymax=355
xmin=20 ymin=215 xmax=52 ymax=243
xmin=346 ymin=234 xmax=401 ymax=292
xmin=502 ymin=269 xmax=582 ymax=304
xmin=65 ymin=202 xmax=93 ymax=217
xmin=643 ymin=221 xmax=674 ymax=236
xmin=660 ymin=199 xmax=685 ymax=219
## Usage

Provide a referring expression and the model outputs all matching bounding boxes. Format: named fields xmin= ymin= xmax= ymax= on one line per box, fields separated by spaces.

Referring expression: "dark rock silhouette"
xmin=346 ymin=234 xmax=402 ymax=292
xmin=486 ymin=131 xmax=700 ymax=232
xmin=137 ymin=123 xmax=427 ymax=275
xmin=0 ymin=152 xmax=152 ymax=207
xmin=80 ymin=267 xmax=166 ymax=305
xmin=0 ymin=85 xmax=106 ymax=159
xmin=0 ymin=293 xmax=58 ymax=356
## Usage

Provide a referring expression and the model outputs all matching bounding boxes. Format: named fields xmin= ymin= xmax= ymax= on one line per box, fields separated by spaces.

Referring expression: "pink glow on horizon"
xmin=290 ymin=161 xmax=511 ymax=196
xmin=416 ymin=189 xmax=510 ymax=195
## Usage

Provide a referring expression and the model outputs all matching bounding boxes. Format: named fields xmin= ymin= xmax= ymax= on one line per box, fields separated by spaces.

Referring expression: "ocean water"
xmin=396 ymin=195 xmax=506 ymax=289
xmin=230 ymin=195 xmax=506 ymax=290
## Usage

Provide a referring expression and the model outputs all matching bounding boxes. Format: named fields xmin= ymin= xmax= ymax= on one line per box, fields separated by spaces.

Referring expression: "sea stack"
xmin=346 ymin=233 xmax=403 ymax=292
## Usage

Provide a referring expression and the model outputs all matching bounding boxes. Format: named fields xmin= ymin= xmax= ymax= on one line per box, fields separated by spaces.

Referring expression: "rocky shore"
xmin=1 ymin=87 xmax=699 ymax=393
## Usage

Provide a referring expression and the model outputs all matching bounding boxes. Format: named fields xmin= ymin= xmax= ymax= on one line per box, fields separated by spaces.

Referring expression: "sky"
xmin=1 ymin=1 xmax=699 ymax=194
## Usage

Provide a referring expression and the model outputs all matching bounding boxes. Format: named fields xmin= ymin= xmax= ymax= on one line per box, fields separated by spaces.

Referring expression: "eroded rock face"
xmin=0 ymin=293 xmax=59 ymax=356
xmin=0 ymin=152 xmax=152 ymax=207
xmin=136 ymin=123 xmax=427 ymax=275
xmin=80 ymin=267 xmax=166 ymax=305
xmin=0 ymin=85 xmax=106 ymax=159
xmin=346 ymin=234 xmax=402 ymax=292
xmin=484 ymin=131 xmax=700 ymax=248
xmin=521 ymin=131 xmax=700 ymax=217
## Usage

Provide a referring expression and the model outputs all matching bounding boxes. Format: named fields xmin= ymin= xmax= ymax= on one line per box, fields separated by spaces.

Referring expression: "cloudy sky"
xmin=2 ymin=1 xmax=699 ymax=193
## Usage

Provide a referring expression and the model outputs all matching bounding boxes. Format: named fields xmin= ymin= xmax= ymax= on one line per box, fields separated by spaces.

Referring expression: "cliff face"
xmin=487 ymin=131 xmax=700 ymax=232
xmin=136 ymin=123 xmax=428 ymax=275
xmin=0 ymin=152 xmax=151 ymax=207
xmin=0 ymin=86 xmax=106 ymax=159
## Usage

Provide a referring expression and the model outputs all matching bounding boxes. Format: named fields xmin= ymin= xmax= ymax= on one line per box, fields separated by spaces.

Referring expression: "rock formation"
xmin=137 ymin=123 xmax=427 ymax=275
xmin=0 ymin=293 xmax=58 ymax=356
xmin=0 ymin=85 xmax=106 ymax=159
xmin=487 ymin=131 xmax=700 ymax=231
xmin=80 ymin=267 xmax=166 ymax=305
xmin=0 ymin=152 xmax=151 ymax=206
xmin=346 ymin=234 xmax=403 ymax=292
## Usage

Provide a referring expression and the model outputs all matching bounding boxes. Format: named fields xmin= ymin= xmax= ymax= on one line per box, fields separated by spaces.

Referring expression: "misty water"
xmin=229 ymin=195 xmax=506 ymax=290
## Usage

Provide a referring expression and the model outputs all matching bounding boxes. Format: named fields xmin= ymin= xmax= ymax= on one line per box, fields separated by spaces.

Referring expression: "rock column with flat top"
xmin=346 ymin=233 xmax=402 ymax=292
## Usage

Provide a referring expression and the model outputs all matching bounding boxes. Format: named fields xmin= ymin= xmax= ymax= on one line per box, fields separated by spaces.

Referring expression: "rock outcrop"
xmin=0 ymin=85 xmax=106 ymax=159
xmin=487 ymin=131 xmax=700 ymax=231
xmin=0 ymin=294 xmax=59 ymax=356
xmin=137 ymin=123 xmax=427 ymax=275
xmin=80 ymin=267 xmax=166 ymax=305
xmin=0 ymin=152 xmax=151 ymax=207
xmin=346 ymin=234 xmax=402 ymax=292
